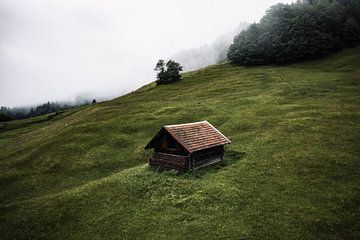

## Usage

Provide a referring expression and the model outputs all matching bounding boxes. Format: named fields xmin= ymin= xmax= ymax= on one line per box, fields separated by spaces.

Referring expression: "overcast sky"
xmin=0 ymin=0 xmax=294 ymax=107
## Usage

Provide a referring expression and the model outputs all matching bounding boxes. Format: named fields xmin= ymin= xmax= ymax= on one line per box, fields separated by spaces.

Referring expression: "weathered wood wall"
xmin=154 ymin=132 xmax=187 ymax=156
xmin=149 ymin=152 xmax=189 ymax=172
xmin=149 ymin=145 xmax=224 ymax=172
xmin=191 ymin=146 xmax=223 ymax=170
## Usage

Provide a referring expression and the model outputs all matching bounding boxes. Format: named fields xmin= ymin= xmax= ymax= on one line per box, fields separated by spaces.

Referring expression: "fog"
xmin=0 ymin=0 xmax=294 ymax=107
xmin=172 ymin=22 xmax=249 ymax=71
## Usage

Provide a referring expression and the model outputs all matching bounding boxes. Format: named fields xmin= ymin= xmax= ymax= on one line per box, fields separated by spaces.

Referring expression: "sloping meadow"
xmin=0 ymin=48 xmax=359 ymax=239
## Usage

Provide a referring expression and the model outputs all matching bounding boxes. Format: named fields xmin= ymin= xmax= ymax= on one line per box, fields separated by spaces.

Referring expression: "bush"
xmin=0 ymin=113 xmax=12 ymax=122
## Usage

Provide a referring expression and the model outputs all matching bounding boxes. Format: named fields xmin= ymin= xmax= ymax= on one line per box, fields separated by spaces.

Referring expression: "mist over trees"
xmin=227 ymin=0 xmax=360 ymax=65
xmin=0 ymin=100 xmax=92 ymax=122
xmin=172 ymin=23 xmax=249 ymax=71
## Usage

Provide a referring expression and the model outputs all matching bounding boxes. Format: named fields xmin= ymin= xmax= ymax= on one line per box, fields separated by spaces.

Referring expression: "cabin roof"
xmin=145 ymin=120 xmax=231 ymax=153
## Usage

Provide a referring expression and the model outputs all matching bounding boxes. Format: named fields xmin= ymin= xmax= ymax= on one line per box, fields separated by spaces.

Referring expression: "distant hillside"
xmin=228 ymin=0 xmax=360 ymax=65
xmin=0 ymin=48 xmax=359 ymax=239
xmin=172 ymin=23 xmax=248 ymax=71
xmin=0 ymin=100 xmax=93 ymax=122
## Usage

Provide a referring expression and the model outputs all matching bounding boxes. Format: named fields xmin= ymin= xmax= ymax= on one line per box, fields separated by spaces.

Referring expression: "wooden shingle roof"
xmin=145 ymin=121 xmax=231 ymax=153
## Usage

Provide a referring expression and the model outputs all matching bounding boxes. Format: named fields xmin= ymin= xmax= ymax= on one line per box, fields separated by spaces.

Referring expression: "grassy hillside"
xmin=0 ymin=48 xmax=359 ymax=239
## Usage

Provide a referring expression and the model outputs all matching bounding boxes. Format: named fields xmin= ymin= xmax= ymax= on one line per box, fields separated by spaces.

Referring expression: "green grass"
xmin=1 ymin=48 xmax=359 ymax=239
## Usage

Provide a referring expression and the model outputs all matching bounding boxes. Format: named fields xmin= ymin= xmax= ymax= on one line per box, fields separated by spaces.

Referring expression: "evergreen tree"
xmin=342 ymin=17 xmax=360 ymax=46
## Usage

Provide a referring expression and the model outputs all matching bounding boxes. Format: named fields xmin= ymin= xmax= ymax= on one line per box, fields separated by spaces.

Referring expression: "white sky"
xmin=0 ymin=0 xmax=293 ymax=107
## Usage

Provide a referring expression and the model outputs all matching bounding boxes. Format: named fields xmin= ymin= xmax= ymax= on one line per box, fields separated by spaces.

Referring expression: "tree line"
xmin=227 ymin=0 xmax=360 ymax=65
xmin=0 ymin=100 xmax=96 ymax=122
xmin=154 ymin=0 xmax=359 ymax=84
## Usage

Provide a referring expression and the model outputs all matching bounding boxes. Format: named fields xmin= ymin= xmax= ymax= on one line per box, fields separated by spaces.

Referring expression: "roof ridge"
xmin=164 ymin=120 xmax=207 ymax=128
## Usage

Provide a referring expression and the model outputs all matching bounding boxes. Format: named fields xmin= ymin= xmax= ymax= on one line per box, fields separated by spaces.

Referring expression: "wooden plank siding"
xmin=191 ymin=146 xmax=223 ymax=170
xmin=149 ymin=152 xmax=189 ymax=172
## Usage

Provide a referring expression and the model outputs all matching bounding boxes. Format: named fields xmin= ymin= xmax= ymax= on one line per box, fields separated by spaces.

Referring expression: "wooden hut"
xmin=145 ymin=121 xmax=231 ymax=172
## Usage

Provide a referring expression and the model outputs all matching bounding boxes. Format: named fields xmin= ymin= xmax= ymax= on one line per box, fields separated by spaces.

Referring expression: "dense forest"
xmin=0 ymin=100 xmax=93 ymax=122
xmin=227 ymin=0 xmax=360 ymax=65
